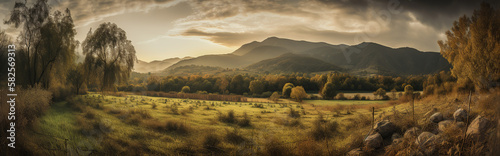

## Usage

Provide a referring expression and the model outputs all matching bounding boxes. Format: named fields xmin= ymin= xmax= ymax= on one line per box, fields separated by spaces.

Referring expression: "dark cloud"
xmin=181 ymin=28 xmax=263 ymax=46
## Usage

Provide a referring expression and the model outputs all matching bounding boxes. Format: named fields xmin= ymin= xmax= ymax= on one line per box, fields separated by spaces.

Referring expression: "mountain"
xmin=164 ymin=37 xmax=451 ymax=76
xmin=134 ymin=57 xmax=185 ymax=73
xmin=166 ymin=45 xmax=292 ymax=70
xmin=300 ymin=42 xmax=451 ymax=75
xmin=246 ymin=53 xmax=343 ymax=73
xmin=232 ymin=37 xmax=335 ymax=56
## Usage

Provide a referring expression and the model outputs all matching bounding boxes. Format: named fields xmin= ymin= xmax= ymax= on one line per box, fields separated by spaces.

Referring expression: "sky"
xmin=0 ymin=0 xmax=498 ymax=62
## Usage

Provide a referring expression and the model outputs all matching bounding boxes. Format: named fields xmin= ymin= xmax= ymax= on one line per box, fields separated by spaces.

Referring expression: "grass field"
xmin=32 ymin=92 xmax=445 ymax=155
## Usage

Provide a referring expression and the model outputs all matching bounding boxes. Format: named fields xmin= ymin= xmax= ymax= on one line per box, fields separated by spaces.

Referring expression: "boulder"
xmin=404 ymin=127 xmax=421 ymax=138
xmin=453 ymin=108 xmax=467 ymax=122
xmin=466 ymin=115 xmax=492 ymax=141
xmin=364 ymin=133 xmax=383 ymax=149
xmin=391 ymin=133 xmax=402 ymax=141
xmin=415 ymin=132 xmax=438 ymax=146
xmin=373 ymin=120 xmax=397 ymax=139
xmin=438 ymin=120 xmax=453 ymax=133
xmin=415 ymin=132 xmax=439 ymax=155
xmin=429 ymin=112 xmax=444 ymax=123
xmin=346 ymin=148 xmax=364 ymax=156
xmin=456 ymin=121 xmax=466 ymax=128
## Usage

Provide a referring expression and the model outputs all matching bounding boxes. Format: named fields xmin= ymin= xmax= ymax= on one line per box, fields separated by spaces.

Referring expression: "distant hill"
xmin=134 ymin=57 xmax=188 ymax=73
xmin=163 ymin=37 xmax=451 ymax=76
xmin=246 ymin=53 xmax=343 ymax=73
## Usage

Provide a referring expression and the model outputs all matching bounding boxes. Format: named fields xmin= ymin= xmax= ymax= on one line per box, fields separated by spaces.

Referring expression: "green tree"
xmin=5 ymin=0 xmax=77 ymax=88
xmin=438 ymin=2 xmax=500 ymax=91
xmin=282 ymin=83 xmax=294 ymax=98
xmin=291 ymin=86 xmax=308 ymax=103
xmin=249 ymin=80 xmax=265 ymax=95
xmin=321 ymin=82 xmax=337 ymax=100
xmin=270 ymin=91 xmax=280 ymax=103
xmin=67 ymin=63 xmax=85 ymax=94
xmin=82 ymin=22 xmax=137 ymax=92
xmin=181 ymin=86 xmax=190 ymax=93
xmin=229 ymin=75 xmax=245 ymax=94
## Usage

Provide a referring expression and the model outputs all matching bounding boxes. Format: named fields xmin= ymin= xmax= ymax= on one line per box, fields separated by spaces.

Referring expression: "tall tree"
xmin=282 ymin=83 xmax=294 ymax=98
xmin=67 ymin=63 xmax=85 ymax=94
xmin=438 ymin=2 xmax=500 ymax=91
xmin=5 ymin=0 xmax=77 ymax=88
xmin=249 ymin=80 xmax=265 ymax=95
xmin=82 ymin=22 xmax=137 ymax=92
xmin=321 ymin=82 xmax=337 ymax=100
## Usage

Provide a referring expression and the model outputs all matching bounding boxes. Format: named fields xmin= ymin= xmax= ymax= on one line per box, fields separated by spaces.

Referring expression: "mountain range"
xmin=137 ymin=37 xmax=451 ymax=76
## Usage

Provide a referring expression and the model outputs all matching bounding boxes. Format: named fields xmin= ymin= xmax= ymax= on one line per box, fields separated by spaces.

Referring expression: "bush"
xmin=218 ymin=110 xmax=236 ymax=124
xmin=165 ymin=120 xmax=190 ymax=135
xmin=310 ymin=114 xmax=339 ymax=141
xmin=288 ymin=108 xmax=301 ymax=118
xmin=203 ymin=133 xmax=222 ymax=152
xmin=225 ymin=128 xmax=246 ymax=145
xmin=261 ymin=137 xmax=292 ymax=156
xmin=335 ymin=93 xmax=347 ymax=100
xmin=237 ymin=112 xmax=251 ymax=127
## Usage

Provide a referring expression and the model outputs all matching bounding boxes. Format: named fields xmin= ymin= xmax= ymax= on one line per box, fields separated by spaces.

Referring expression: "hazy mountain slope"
xmin=166 ymin=45 xmax=292 ymax=70
xmin=134 ymin=58 xmax=182 ymax=73
xmin=246 ymin=53 xmax=342 ymax=73
xmin=163 ymin=37 xmax=450 ymax=76
xmin=232 ymin=37 xmax=335 ymax=56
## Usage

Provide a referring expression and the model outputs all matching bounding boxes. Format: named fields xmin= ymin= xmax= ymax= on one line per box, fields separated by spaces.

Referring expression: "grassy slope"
xmin=35 ymin=92 xmax=473 ymax=155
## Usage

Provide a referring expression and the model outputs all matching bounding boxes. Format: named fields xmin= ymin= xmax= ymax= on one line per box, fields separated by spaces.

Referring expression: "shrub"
xmin=203 ymin=133 xmax=222 ymax=152
xmin=225 ymin=128 xmax=246 ymax=145
xmin=288 ymin=108 xmax=301 ymax=118
xmin=261 ymin=137 xmax=292 ymax=156
xmin=335 ymin=93 xmax=347 ymax=100
xmin=218 ymin=110 xmax=236 ymax=124
xmin=165 ymin=120 xmax=190 ymax=135
xmin=237 ymin=112 xmax=251 ymax=127
xmin=310 ymin=114 xmax=339 ymax=141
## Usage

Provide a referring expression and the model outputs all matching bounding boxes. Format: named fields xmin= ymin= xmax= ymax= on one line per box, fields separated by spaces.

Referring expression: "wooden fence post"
xmin=372 ymin=107 xmax=375 ymax=129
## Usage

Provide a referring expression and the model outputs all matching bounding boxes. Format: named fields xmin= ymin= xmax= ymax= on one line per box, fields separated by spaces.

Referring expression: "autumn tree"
xmin=373 ymin=88 xmax=387 ymax=99
xmin=181 ymin=86 xmax=190 ymax=93
xmin=321 ymin=82 xmax=337 ymax=100
xmin=249 ymin=80 xmax=265 ymax=95
xmin=82 ymin=22 xmax=137 ymax=92
xmin=291 ymin=86 xmax=308 ymax=102
xmin=270 ymin=91 xmax=280 ymax=103
xmin=5 ymin=0 xmax=77 ymax=88
xmin=282 ymin=83 xmax=294 ymax=98
xmin=438 ymin=2 xmax=500 ymax=91
xmin=404 ymin=85 xmax=414 ymax=96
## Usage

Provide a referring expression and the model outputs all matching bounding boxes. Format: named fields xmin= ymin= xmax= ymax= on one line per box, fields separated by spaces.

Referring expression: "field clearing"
xmin=33 ymin=92 xmax=450 ymax=155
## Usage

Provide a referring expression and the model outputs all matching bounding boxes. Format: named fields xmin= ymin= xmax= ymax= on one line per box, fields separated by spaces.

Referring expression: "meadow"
xmin=31 ymin=92 xmax=400 ymax=155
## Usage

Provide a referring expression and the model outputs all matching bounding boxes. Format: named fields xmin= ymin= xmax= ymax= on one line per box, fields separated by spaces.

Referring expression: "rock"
xmin=373 ymin=120 xmax=397 ymax=139
xmin=429 ymin=112 xmax=444 ymax=123
xmin=392 ymin=133 xmax=402 ymax=141
xmin=392 ymin=138 xmax=403 ymax=145
xmin=346 ymin=148 xmax=364 ymax=156
xmin=404 ymin=127 xmax=421 ymax=138
xmin=453 ymin=108 xmax=467 ymax=122
xmin=364 ymin=133 xmax=383 ymax=149
xmin=415 ymin=132 xmax=439 ymax=155
xmin=415 ymin=132 xmax=437 ymax=146
xmin=456 ymin=121 xmax=466 ymax=128
xmin=466 ymin=115 xmax=492 ymax=141
xmin=438 ymin=120 xmax=454 ymax=133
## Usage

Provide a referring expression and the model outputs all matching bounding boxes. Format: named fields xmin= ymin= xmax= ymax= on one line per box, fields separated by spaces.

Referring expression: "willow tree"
xmin=438 ymin=2 xmax=500 ymax=91
xmin=82 ymin=22 xmax=137 ymax=92
xmin=4 ymin=0 xmax=77 ymax=88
